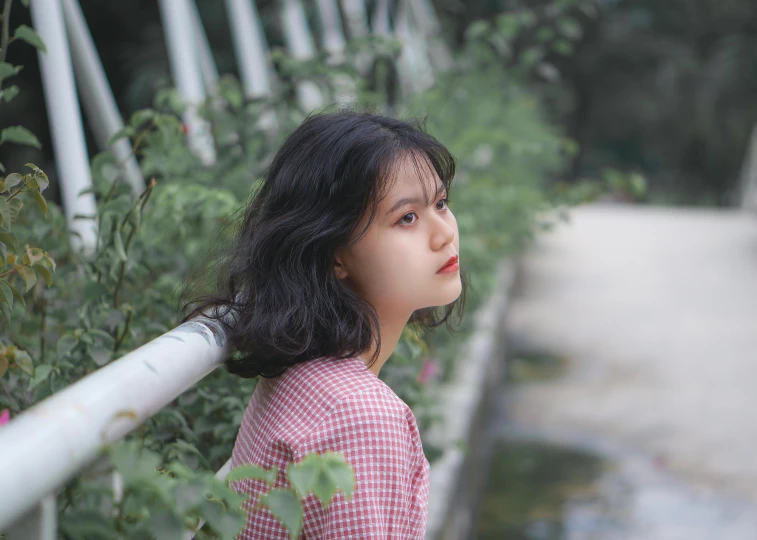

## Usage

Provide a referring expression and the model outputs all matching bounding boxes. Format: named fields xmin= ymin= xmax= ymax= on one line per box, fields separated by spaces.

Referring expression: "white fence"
xmin=0 ymin=318 xmax=228 ymax=537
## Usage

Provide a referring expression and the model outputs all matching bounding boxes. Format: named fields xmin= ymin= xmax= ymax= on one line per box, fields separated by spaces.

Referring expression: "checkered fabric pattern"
xmin=230 ymin=356 xmax=431 ymax=539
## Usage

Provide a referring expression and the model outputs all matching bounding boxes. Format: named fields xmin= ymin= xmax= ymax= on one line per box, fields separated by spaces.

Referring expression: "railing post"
xmin=60 ymin=0 xmax=145 ymax=196
xmin=395 ymin=0 xmax=434 ymax=96
xmin=4 ymin=495 xmax=56 ymax=540
xmin=29 ymin=0 xmax=98 ymax=254
xmin=371 ymin=0 xmax=391 ymax=36
xmin=281 ymin=0 xmax=325 ymax=112
xmin=224 ymin=0 xmax=275 ymax=100
xmin=186 ymin=0 xmax=219 ymax=94
xmin=315 ymin=0 xmax=356 ymax=104
xmin=339 ymin=0 xmax=369 ymax=38
xmin=157 ymin=0 xmax=216 ymax=166
xmin=338 ymin=0 xmax=372 ymax=75
xmin=406 ymin=0 xmax=453 ymax=71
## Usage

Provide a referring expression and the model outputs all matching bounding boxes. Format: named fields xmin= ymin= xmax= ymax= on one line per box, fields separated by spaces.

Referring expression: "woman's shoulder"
xmin=273 ymin=356 xmax=396 ymax=408
xmin=273 ymin=357 xmax=418 ymax=431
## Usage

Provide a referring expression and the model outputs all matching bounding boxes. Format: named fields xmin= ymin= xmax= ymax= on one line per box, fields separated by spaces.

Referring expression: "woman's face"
xmin=334 ymin=155 xmax=462 ymax=319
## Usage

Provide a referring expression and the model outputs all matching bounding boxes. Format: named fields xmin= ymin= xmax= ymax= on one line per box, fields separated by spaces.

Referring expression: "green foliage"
xmin=55 ymin=443 xmax=353 ymax=540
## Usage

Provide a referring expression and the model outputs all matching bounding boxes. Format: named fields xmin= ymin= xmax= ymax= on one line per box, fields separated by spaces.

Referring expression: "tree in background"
xmin=433 ymin=0 xmax=757 ymax=206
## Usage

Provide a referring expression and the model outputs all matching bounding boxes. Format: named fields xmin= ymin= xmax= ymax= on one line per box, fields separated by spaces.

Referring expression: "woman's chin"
xmin=428 ymin=280 xmax=463 ymax=307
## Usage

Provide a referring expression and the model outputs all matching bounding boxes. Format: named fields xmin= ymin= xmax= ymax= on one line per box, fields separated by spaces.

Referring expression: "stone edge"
xmin=424 ymin=257 xmax=518 ymax=540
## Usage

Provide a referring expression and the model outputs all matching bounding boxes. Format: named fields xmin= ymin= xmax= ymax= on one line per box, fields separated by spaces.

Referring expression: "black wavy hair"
xmin=181 ymin=108 xmax=468 ymax=379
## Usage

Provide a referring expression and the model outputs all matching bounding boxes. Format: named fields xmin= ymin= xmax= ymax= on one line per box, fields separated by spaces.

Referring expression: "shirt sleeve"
xmin=293 ymin=388 xmax=429 ymax=539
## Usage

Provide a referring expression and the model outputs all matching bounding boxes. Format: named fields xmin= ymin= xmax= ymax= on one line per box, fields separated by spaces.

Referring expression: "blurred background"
xmin=1 ymin=0 xmax=757 ymax=539
xmin=5 ymin=0 xmax=757 ymax=207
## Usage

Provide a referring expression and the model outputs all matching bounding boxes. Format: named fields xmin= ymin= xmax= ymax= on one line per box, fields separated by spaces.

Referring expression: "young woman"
xmin=184 ymin=109 xmax=467 ymax=538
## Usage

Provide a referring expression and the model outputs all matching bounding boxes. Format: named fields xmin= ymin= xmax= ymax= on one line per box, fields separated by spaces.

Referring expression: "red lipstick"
xmin=437 ymin=255 xmax=459 ymax=274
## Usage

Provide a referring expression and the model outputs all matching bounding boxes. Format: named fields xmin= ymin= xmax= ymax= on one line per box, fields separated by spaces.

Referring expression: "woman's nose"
xmin=430 ymin=211 xmax=456 ymax=250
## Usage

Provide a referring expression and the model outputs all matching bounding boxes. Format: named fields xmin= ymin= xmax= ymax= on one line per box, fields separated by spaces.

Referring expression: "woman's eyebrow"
xmin=385 ymin=184 xmax=446 ymax=215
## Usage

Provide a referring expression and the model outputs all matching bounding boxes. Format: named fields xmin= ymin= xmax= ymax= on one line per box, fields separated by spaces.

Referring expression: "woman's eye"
xmin=399 ymin=213 xmax=417 ymax=225
xmin=397 ymin=198 xmax=449 ymax=226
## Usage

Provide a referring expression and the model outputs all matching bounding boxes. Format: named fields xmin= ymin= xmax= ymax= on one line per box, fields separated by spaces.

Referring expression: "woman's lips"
xmin=437 ymin=255 xmax=460 ymax=274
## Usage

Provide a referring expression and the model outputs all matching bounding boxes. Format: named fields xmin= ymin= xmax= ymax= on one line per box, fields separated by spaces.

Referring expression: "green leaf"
xmin=32 ymin=263 xmax=53 ymax=285
xmin=226 ymin=464 xmax=279 ymax=486
xmin=13 ymin=25 xmax=47 ymax=53
xmin=88 ymin=345 xmax=111 ymax=367
xmin=0 ymin=63 xmax=22 ymax=79
xmin=108 ymin=443 xmax=161 ymax=485
xmin=43 ymin=253 xmax=55 ymax=271
xmin=318 ymin=453 xmax=355 ymax=502
xmin=28 ymin=364 xmax=53 ymax=391
xmin=31 ymin=190 xmax=47 ymax=216
xmin=0 ymin=126 xmax=41 ymax=149
xmin=206 ymin=509 xmax=245 ymax=538
xmin=21 ymin=0 xmax=30 ymax=6
xmin=8 ymin=198 xmax=23 ymax=223
xmin=59 ymin=510 xmax=120 ymax=540
xmin=557 ymin=16 xmax=582 ymax=40
xmin=0 ymin=300 xmax=10 ymax=322
xmin=173 ymin=479 xmax=207 ymax=513
xmin=4 ymin=173 xmax=22 ymax=189
xmin=7 ymin=280 xmax=24 ymax=308
xmin=288 ymin=452 xmax=354 ymax=509
xmin=466 ymin=20 xmax=491 ymax=40
xmin=107 ymin=126 xmax=133 ymax=146
xmin=129 ymin=109 xmax=156 ymax=129
xmin=0 ymin=85 xmax=20 ymax=103
xmin=0 ymin=162 xmax=5 ymax=174
xmin=128 ymin=202 xmax=141 ymax=229
xmin=14 ymin=349 xmax=34 ymax=376
xmin=21 ymin=246 xmax=43 ymax=265
xmin=56 ymin=334 xmax=77 ymax=357
xmin=552 ymin=39 xmax=573 ymax=56
xmin=199 ymin=499 xmax=246 ymax=539
xmin=34 ymin=170 xmax=49 ymax=192
xmin=88 ymin=328 xmax=116 ymax=346
xmin=259 ymin=488 xmax=303 ymax=540
xmin=0 ymin=281 xmax=13 ymax=310
xmin=0 ymin=242 xmax=6 ymax=266
xmin=286 ymin=458 xmax=319 ymax=499
xmin=17 ymin=264 xmax=36 ymax=291
xmin=0 ymin=199 xmax=9 ymax=229
xmin=147 ymin=510 xmax=184 ymax=540
xmin=0 ymin=231 xmax=17 ymax=254
xmin=113 ymin=229 xmax=127 ymax=261
xmin=82 ymin=281 xmax=109 ymax=302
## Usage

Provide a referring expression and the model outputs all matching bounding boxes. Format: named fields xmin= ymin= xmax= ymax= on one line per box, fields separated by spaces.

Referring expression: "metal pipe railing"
xmin=29 ymin=0 xmax=98 ymax=254
xmin=0 ymin=318 xmax=229 ymax=532
xmin=61 ymin=0 xmax=145 ymax=196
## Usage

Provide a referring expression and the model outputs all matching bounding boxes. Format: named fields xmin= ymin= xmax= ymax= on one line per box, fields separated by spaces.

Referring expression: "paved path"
xmin=503 ymin=203 xmax=757 ymax=505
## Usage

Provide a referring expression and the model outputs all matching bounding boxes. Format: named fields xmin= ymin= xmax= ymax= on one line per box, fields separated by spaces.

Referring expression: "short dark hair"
xmin=181 ymin=108 xmax=468 ymax=378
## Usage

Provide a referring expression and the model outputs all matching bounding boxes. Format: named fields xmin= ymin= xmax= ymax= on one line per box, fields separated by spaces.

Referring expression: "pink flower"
xmin=0 ymin=409 xmax=9 ymax=427
xmin=416 ymin=358 xmax=440 ymax=385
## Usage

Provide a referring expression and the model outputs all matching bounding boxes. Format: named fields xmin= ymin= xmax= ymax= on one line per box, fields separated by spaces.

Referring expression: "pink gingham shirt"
xmin=230 ymin=356 xmax=431 ymax=539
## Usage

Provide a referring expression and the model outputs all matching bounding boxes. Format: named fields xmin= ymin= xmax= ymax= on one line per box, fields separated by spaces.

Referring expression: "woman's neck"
xmin=360 ymin=310 xmax=410 ymax=376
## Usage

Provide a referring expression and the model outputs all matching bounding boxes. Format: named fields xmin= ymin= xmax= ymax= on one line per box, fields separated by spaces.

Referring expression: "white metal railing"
xmin=29 ymin=0 xmax=98 ymax=253
xmin=0 ymin=318 xmax=228 ymax=536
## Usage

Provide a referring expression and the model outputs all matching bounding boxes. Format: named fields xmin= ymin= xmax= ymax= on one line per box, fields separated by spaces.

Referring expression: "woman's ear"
xmin=333 ymin=250 xmax=349 ymax=280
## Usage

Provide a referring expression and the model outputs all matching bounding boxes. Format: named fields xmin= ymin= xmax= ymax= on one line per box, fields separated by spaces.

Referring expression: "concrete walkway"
xmin=503 ymin=203 xmax=757 ymax=504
